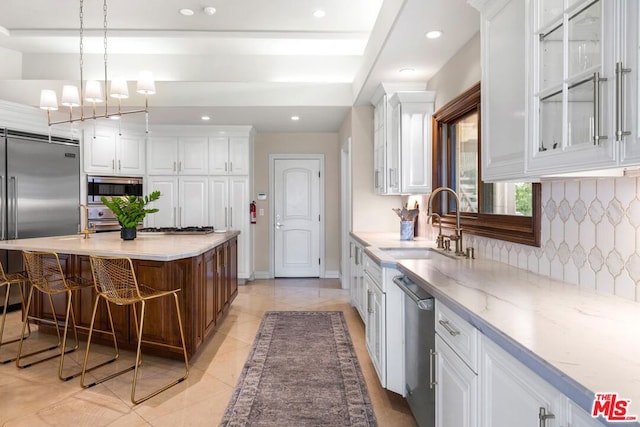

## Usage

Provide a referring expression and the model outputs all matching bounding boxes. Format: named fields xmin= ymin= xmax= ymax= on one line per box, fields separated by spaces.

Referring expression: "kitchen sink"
xmin=379 ymin=247 xmax=456 ymax=260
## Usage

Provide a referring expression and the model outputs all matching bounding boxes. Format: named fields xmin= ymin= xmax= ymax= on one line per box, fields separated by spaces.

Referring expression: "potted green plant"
xmin=101 ymin=191 xmax=161 ymax=240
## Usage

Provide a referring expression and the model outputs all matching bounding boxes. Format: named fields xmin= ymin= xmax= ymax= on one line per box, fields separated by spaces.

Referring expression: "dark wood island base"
xmin=10 ymin=235 xmax=238 ymax=360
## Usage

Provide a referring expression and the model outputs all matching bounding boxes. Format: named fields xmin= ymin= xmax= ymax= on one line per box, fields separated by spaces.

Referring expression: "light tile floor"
xmin=0 ymin=279 xmax=416 ymax=426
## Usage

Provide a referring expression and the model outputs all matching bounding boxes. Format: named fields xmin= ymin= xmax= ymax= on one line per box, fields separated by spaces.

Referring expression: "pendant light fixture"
xmin=40 ymin=0 xmax=156 ymax=133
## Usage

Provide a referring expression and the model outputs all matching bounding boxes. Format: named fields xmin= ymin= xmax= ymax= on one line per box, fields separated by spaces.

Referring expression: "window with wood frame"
xmin=432 ymin=82 xmax=541 ymax=246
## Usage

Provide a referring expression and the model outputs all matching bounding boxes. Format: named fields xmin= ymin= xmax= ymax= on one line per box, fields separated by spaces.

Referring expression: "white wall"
xmin=0 ymin=47 xmax=22 ymax=79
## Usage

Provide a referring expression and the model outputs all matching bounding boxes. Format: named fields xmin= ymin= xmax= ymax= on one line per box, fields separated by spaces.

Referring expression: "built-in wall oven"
xmin=87 ymin=175 xmax=143 ymax=232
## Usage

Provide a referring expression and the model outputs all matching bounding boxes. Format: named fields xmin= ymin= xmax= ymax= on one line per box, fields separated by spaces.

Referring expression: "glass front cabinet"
xmin=528 ymin=0 xmax=620 ymax=175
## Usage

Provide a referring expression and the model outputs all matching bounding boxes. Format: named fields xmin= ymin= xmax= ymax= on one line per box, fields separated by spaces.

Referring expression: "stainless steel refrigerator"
xmin=0 ymin=129 xmax=80 ymax=311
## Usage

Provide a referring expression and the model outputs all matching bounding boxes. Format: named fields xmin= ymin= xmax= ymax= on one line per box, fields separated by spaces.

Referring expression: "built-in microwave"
xmin=87 ymin=175 xmax=143 ymax=204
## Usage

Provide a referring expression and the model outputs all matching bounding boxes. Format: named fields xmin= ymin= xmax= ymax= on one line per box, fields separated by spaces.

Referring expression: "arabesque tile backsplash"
xmin=415 ymin=176 xmax=640 ymax=302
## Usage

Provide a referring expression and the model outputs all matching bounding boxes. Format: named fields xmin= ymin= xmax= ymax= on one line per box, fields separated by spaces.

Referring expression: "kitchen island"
xmin=0 ymin=231 xmax=240 ymax=360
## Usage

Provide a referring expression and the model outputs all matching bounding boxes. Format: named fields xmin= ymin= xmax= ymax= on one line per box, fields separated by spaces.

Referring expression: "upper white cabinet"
xmin=370 ymin=83 xmax=431 ymax=194
xmin=526 ymin=0 xmax=617 ymax=175
xmin=209 ymin=136 xmax=250 ymax=175
xmin=389 ymin=91 xmax=435 ymax=193
xmin=145 ymin=176 xmax=208 ymax=228
xmin=472 ymin=0 xmax=529 ymax=182
xmin=147 ymin=136 xmax=208 ymax=175
xmin=83 ymin=127 xmax=145 ymax=176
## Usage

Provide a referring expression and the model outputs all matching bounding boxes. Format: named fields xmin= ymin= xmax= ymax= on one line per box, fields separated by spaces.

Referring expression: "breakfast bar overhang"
xmin=0 ymin=231 xmax=240 ymax=360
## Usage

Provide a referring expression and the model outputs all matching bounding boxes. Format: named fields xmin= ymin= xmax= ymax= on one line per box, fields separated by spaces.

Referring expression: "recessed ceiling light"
xmin=291 ymin=116 xmax=300 ymax=121
xmin=179 ymin=8 xmax=194 ymax=16
xmin=203 ymin=6 xmax=216 ymax=15
xmin=313 ymin=9 xmax=326 ymax=18
xmin=425 ymin=30 xmax=443 ymax=39
xmin=399 ymin=68 xmax=415 ymax=75
xmin=201 ymin=115 xmax=211 ymax=121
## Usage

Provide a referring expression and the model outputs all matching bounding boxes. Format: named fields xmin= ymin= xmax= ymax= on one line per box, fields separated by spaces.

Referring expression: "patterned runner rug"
xmin=220 ymin=311 xmax=377 ymax=426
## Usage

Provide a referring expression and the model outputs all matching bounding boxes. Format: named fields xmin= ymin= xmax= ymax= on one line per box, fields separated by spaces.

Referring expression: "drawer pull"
xmin=538 ymin=407 xmax=555 ymax=427
xmin=439 ymin=319 xmax=460 ymax=337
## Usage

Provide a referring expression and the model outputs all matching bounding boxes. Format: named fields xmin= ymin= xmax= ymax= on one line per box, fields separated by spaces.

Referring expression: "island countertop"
xmin=0 ymin=230 xmax=240 ymax=261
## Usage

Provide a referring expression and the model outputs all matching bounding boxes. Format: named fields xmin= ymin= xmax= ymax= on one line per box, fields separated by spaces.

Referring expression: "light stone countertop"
xmin=352 ymin=231 xmax=640 ymax=424
xmin=0 ymin=230 xmax=240 ymax=261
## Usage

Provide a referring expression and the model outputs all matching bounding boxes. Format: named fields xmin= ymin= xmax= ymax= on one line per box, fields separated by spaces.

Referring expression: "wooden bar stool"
xmin=0 ymin=262 xmax=31 ymax=364
xmin=17 ymin=250 xmax=119 ymax=381
xmin=82 ymin=256 xmax=189 ymax=404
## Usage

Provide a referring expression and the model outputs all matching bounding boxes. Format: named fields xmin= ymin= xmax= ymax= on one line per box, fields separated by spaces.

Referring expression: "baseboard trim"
xmin=324 ymin=270 xmax=339 ymax=279
xmin=254 ymin=271 xmax=271 ymax=280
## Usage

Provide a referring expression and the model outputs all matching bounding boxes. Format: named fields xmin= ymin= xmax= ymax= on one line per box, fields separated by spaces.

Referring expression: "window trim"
xmin=431 ymin=82 xmax=541 ymax=247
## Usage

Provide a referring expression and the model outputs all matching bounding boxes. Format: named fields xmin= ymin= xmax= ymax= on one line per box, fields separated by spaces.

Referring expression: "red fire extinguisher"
xmin=250 ymin=201 xmax=257 ymax=224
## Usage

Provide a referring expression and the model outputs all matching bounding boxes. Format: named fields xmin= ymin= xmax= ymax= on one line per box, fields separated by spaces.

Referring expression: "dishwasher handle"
xmin=393 ymin=275 xmax=434 ymax=310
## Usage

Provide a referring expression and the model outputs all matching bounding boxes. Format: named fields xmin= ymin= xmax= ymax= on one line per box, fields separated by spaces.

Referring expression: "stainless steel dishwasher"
xmin=393 ymin=275 xmax=435 ymax=427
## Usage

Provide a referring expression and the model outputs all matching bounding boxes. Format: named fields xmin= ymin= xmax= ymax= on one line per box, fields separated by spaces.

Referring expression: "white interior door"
xmin=274 ymin=158 xmax=320 ymax=277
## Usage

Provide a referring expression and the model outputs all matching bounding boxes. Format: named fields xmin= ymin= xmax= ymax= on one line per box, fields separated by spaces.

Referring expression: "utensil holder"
xmin=400 ymin=221 xmax=414 ymax=241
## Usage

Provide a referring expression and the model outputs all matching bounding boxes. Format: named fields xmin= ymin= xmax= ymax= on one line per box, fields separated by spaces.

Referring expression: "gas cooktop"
xmin=138 ymin=226 xmax=215 ymax=235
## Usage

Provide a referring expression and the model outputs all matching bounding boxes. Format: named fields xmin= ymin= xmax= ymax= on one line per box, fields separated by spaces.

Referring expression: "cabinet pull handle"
xmin=349 ymin=242 xmax=353 ymax=259
xmin=173 ymin=207 xmax=177 ymax=227
xmin=229 ymin=207 xmax=233 ymax=227
xmin=593 ymin=71 xmax=608 ymax=145
xmin=230 ymin=162 xmax=233 ymax=172
xmin=225 ymin=208 xmax=228 ymax=227
xmin=439 ymin=319 xmax=460 ymax=336
xmin=616 ymin=62 xmax=632 ymax=141
xmin=355 ymin=248 xmax=360 ymax=266
xmin=374 ymin=170 xmax=380 ymax=189
xmin=179 ymin=207 xmax=182 ymax=227
xmin=112 ymin=159 xmax=115 ymax=170
xmin=118 ymin=160 xmax=121 ymax=171
xmin=538 ymin=407 xmax=555 ymax=427
xmin=367 ymin=289 xmax=373 ymax=313
xmin=179 ymin=161 xmax=182 ymax=172
xmin=173 ymin=161 xmax=177 ymax=172
xmin=429 ymin=348 xmax=437 ymax=389
xmin=225 ymin=162 xmax=228 ymax=172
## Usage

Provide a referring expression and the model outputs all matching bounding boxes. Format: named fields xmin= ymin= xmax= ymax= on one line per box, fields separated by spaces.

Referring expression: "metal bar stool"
xmin=0 ymin=262 xmax=31 ymax=364
xmin=17 ymin=250 xmax=119 ymax=381
xmin=82 ymin=256 xmax=189 ymax=404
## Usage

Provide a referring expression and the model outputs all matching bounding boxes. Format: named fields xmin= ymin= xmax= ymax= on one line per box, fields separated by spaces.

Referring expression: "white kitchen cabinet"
xmin=618 ymin=0 xmax=640 ymax=165
xmin=567 ymin=400 xmax=602 ymax=427
xmin=364 ymin=265 xmax=385 ymax=386
xmin=209 ymin=136 xmax=250 ymax=175
xmin=471 ymin=0 xmax=529 ymax=181
xmin=147 ymin=136 xmax=208 ymax=175
xmin=209 ymin=175 xmax=251 ymax=280
xmin=480 ymin=335 xmax=564 ymax=427
xmin=145 ymin=176 xmax=208 ymax=228
xmin=370 ymin=83 xmax=429 ymax=195
xmin=349 ymin=238 xmax=366 ymax=321
xmin=435 ymin=334 xmax=478 ymax=427
xmin=526 ymin=0 xmax=618 ymax=175
xmin=83 ymin=127 xmax=145 ymax=176
xmin=389 ymin=91 xmax=435 ymax=193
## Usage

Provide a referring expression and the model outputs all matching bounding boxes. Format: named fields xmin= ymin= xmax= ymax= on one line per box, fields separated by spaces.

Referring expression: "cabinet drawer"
xmin=435 ymin=300 xmax=478 ymax=373
xmin=363 ymin=253 xmax=382 ymax=286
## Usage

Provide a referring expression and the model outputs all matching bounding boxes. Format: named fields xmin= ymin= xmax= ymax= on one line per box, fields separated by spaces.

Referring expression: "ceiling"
xmin=0 ymin=0 xmax=479 ymax=132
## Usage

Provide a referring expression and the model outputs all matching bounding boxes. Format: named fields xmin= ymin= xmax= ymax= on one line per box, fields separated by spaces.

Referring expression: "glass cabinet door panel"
xmin=567 ymin=78 xmax=595 ymax=147
xmin=539 ymin=91 xmax=563 ymax=152
xmin=541 ymin=0 xmax=563 ymax=27
xmin=540 ymin=24 xmax=563 ymax=90
xmin=568 ymin=1 xmax=601 ymax=77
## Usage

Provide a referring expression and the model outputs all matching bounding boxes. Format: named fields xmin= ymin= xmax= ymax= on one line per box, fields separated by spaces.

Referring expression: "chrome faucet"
xmin=427 ymin=187 xmax=465 ymax=256
xmin=79 ymin=204 xmax=95 ymax=239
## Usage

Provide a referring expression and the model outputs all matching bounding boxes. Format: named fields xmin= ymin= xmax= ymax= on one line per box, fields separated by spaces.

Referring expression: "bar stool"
xmin=0 ymin=262 xmax=30 ymax=363
xmin=82 ymin=256 xmax=189 ymax=404
xmin=17 ymin=250 xmax=119 ymax=381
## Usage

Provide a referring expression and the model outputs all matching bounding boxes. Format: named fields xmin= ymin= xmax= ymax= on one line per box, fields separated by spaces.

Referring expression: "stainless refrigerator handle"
xmin=593 ymin=72 xmax=608 ymax=145
xmin=11 ymin=176 xmax=17 ymax=239
xmin=0 ymin=176 xmax=3 ymax=240
xmin=616 ymin=62 xmax=632 ymax=141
